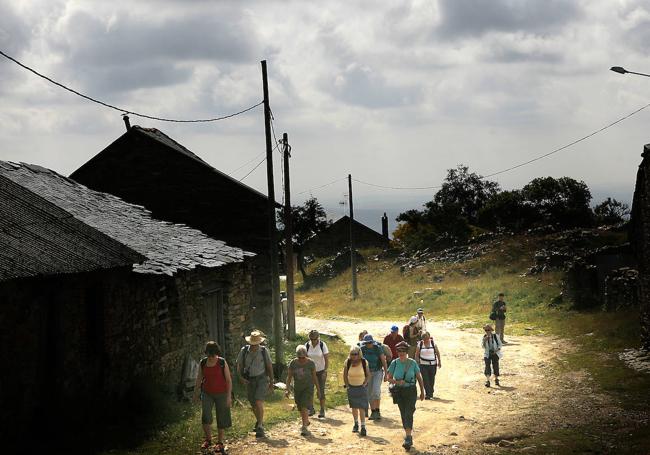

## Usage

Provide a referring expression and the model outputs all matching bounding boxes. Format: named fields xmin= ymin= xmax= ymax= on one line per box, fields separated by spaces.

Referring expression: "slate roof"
xmin=0 ymin=161 xmax=254 ymax=279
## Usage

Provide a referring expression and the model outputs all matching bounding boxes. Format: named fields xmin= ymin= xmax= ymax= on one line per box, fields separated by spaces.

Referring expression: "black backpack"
xmin=199 ymin=356 xmax=226 ymax=388
xmin=305 ymin=340 xmax=324 ymax=353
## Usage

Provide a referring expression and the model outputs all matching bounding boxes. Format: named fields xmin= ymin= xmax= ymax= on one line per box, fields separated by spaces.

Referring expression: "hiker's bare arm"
xmin=285 ymin=369 xmax=293 ymax=397
xmin=343 ymin=363 xmax=349 ymax=386
xmin=364 ymin=363 xmax=370 ymax=387
xmin=381 ymin=354 xmax=388 ymax=381
xmin=416 ymin=372 xmax=425 ymax=400
xmin=265 ymin=352 xmax=274 ymax=389
xmin=435 ymin=346 xmax=442 ymax=368
xmin=324 ymin=352 xmax=329 ymax=371
xmin=312 ymin=368 xmax=321 ymax=398
xmin=415 ymin=347 xmax=421 ymax=363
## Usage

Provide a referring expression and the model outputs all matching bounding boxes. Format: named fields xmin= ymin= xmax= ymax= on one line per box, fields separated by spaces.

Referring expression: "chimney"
xmin=122 ymin=114 xmax=131 ymax=131
xmin=381 ymin=212 xmax=389 ymax=241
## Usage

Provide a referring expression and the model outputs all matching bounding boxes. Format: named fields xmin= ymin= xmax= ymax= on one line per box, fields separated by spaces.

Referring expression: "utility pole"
xmin=283 ymin=132 xmax=296 ymax=339
xmin=261 ymin=60 xmax=283 ymax=364
xmin=348 ymin=174 xmax=358 ymax=299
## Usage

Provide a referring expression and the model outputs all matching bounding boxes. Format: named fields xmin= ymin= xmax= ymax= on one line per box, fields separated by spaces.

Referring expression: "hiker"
xmin=387 ymin=341 xmax=425 ymax=450
xmin=404 ymin=316 xmax=419 ymax=359
xmin=194 ymin=341 xmax=232 ymax=452
xmin=236 ymin=330 xmax=274 ymax=438
xmin=491 ymin=292 xmax=507 ymax=343
xmin=482 ymin=324 xmax=503 ymax=387
xmin=383 ymin=325 xmax=405 ymax=360
xmin=357 ymin=330 xmax=368 ymax=346
xmin=343 ymin=346 xmax=370 ymax=436
xmin=305 ymin=329 xmax=329 ymax=418
xmin=415 ymin=307 xmax=427 ymax=338
xmin=285 ymin=345 xmax=320 ymax=436
xmin=360 ymin=334 xmax=388 ymax=421
xmin=414 ymin=331 xmax=441 ymax=399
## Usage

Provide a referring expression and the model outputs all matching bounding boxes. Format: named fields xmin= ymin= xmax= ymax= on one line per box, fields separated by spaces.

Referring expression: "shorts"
xmin=367 ymin=369 xmax=384 ymax=401
xmin=294 ymin=385 xmax=314 ymax=410
xmin=247 ymin=374 xmax=269 ymax=406
xmin=316 ymin=370 xmax=327 ymax=400
xmin=201 ymin=392 xmax=232 ymax=428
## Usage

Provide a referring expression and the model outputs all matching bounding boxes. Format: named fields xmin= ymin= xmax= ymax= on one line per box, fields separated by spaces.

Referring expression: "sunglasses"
xmin=350 ymin=353 xmax=359 ymax=356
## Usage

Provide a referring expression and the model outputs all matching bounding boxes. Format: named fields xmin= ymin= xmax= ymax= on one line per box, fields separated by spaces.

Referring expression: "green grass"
xmin=100 ymin=333 xmax=350 ymax=455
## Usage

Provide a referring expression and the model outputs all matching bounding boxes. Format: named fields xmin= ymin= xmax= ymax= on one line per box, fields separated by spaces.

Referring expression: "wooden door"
xmin=205 ymin=289 xmax=225 ymax=349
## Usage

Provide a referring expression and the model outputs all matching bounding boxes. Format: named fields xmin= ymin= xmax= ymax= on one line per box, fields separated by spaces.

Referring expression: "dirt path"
xmin=227 ymin=316 xmax=605 ymax=454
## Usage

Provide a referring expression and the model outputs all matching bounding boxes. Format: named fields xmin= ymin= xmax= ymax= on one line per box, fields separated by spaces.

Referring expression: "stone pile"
xmin=604 ymin=267 xmax=639 ymax=311
xmin=312 ymin=248 xmax=364 ymax=279
xmin=393 ymin=241 xmax=497 ymax=270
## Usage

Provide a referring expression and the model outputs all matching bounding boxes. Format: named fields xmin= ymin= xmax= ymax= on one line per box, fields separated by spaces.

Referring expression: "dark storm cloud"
xmin=328 ymin=65 xmax=420 ymax=108
xmin=436 ymin=0 xmax=582 ymax=39
xmin=49 ymin=8 xmax=261 ymax=93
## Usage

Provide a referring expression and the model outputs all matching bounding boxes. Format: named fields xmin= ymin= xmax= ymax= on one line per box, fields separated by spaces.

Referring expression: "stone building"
xmin=0 ymin=161 xmax=254 ymax=446
xmin=70 ymin=125 xmax=276 ymax=334
xmin=631 ymin=144 xmax=650 ymax=350
xmin=303 ymin=215 xmax=388 ymax=257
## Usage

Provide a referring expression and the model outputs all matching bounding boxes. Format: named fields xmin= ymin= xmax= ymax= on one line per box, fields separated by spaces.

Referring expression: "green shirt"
xmin=289 ymin=358 xmax=315 ymax=390
xmin=388 ymin=358 xmax=420 ymax=387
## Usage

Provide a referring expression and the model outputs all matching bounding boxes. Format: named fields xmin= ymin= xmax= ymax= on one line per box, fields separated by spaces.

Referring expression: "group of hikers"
xmin=194 ymin=294 xmax=508 ymax=452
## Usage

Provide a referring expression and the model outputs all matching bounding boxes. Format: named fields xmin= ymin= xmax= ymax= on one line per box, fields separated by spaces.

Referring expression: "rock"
xmin=450 ymin=432 xmax=458 ymax=436
xmin=498 ymin=439 xmax=515 ymax=447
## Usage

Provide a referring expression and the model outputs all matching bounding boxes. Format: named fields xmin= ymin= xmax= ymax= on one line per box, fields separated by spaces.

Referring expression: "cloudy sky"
xmin=2 ymin=0 xmax=650 ymax=232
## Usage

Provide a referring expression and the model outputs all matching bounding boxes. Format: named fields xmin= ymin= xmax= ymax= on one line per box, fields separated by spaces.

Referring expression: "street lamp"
xmin=610 ymin=66 xmax=650 ymax=77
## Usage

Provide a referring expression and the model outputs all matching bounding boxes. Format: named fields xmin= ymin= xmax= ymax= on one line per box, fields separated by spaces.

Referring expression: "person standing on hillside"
xmin=360 ymin=334 xmax=388 ymax=421
xmin=387 ymin=341 xmax=425 ymax=450
xmin=414 ymin=331 xmax=441 ymax=399
xmin=482 ymin=324 xmax=503 ymax=387
xmin=491 ymin=293 xmax=507 ymax=343
xmin=383 ymin=325 xmax=404 ymax=360
xmin=305 ymin=329 xmax=329 ymax=418
xmin=415 ymin=307 xmax=427 ymax=339
xmin=236 ymin=331 xmax=274 ymax=438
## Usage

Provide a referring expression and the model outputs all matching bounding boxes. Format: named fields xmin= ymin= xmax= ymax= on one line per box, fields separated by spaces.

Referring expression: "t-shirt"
xmin=361 ymin=343 xmax=384 ymax=372
xmin=388 ymin=358 xmax=420 ymax=387
xmin=289 ymin=358 xmax=316 ymax=390
xmin=305 ymin=340 xmax=329 ymax=372
xmin=383 ymin=334 xmax=405 ymax=359
xmin=418 ymin=340 xmax=437 ymax=363
xmin=236 ymin=345 xmax=271 ymax=377
xmin=492 ymin=300 xmax=506 ymax=320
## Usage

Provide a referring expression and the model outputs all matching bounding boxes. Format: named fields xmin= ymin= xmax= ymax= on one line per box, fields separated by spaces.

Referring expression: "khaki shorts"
xmin=247 ymin=374 xmax=269 ymax=406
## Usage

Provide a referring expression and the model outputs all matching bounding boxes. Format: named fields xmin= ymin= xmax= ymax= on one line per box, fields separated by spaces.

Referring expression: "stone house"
xmin=631 ymin=144 xmax=650 ymax=350
xmin=70 ymin=125 xmax=276 ymax=335
xmin=0 ymin=161 xmax=254 ymax=444
xmin=303 ymin=215 xmax=388 ymax=258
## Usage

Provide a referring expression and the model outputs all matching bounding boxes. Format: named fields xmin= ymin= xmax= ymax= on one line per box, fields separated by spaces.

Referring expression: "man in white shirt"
xmin=415 ymin=307 xmax=427 ymax=339
xmin=306 ymin=329 xmax=329 ymax=418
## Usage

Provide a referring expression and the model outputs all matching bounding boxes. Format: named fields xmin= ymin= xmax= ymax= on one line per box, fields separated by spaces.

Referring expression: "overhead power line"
xmin=0 ymin=49 xmax=263 ymax=123
xmin=296 ymin=177 xmax=348 ymax=195
xmin=239 ymin=156 xmax=267 ymax=181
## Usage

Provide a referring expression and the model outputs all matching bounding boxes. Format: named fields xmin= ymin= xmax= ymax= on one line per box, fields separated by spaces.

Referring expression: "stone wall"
xmin=631 ymin=145 xmax=650 ymax=350
xmin=0 ymin=260 xmax=253 ymax=444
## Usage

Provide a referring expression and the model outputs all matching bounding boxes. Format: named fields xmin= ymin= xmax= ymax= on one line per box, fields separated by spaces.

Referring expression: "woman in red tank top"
xmin=193 ymin=341 xmax=233 ymax=452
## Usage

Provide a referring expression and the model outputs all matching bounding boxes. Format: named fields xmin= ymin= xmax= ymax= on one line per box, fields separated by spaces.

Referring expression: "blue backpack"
xmin=361 ymin=344 xmax=383 ymax=371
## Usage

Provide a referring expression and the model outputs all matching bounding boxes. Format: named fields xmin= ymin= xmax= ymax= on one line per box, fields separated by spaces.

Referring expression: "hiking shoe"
xmin=425 ymin=396 xmax=433 ymax=400
xmin=352 ymin=422 xmax=359 ymax=433
xmin=201 ymin=439 xmax=212 ymax=449
xmin=368 ymin=410 xmax=377 ymax=420
xmin=360 ymin=426 xmax=367 ymax=437
xmin=318 ymin=409 xmax=325 ymax=418
xmin=495 ymin=378 xmax=500 ymax=386
xmin=485 ymin=380 xmax=490 ymax=387
xmin=214 ymin=442 xmax=225 ymax=453
xmin=255 ymin=427 xmax=266 ymax=438
xmin=300 ymin=426 xmax=311 ymax=437
xmin=403 ymin=435 xmax=413 ymax=449
xmin=375 ymin=411 xmax=382 ymax=421
xmin=308 ymin=407 xmax=315 ymax=417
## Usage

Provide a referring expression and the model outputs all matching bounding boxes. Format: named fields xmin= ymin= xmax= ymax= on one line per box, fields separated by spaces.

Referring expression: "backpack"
xmin=381 ymin=343 xmax=392 ymax=364
xmin=305 ymin=340 xmax=324 ymax=353
xmin=240 ymin=345 xmax=269 ymax=373
xmin=417 ymin=340 xmax=437 ymax=362
xmin=361 ymin=344 xmax=383 ymax=371
xmin=402 ymin=324 xmax=410 ymax=339
xmin=345 ymin=358 xmax=368 ymax=379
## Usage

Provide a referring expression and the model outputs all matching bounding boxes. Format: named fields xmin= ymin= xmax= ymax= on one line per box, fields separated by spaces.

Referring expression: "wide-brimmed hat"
xmin=395 ymin=341 xmax=410 ymax=351
xmin=362 ymin=334 xmax=375 ymax=343
xmin=483 ymin=324 xmax=494 ymax=332
xmin=245 ymin=330 xmax=266 ymax=345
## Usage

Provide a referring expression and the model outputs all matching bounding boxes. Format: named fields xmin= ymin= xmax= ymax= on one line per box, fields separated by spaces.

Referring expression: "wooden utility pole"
xmin=282 ymin=132 xmax=296 ymax=339
xmin=261 ymin=60 xmax=283 ymax=364
xmin=348 ymin=174 xmax=358 ymax=299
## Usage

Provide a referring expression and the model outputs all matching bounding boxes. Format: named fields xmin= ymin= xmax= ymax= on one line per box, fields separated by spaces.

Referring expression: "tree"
xmin=521 ymin=176 xmax=593 ymax=227
xmin=593 ymin=197 xmax=630 ymax=225
xmin=433 ymin=165 xmax=500 ymax=225
xmin=478 ymin=190 xmax=539 ymax=231
xmin=277 ymin=197 xmax=331 ymax=280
